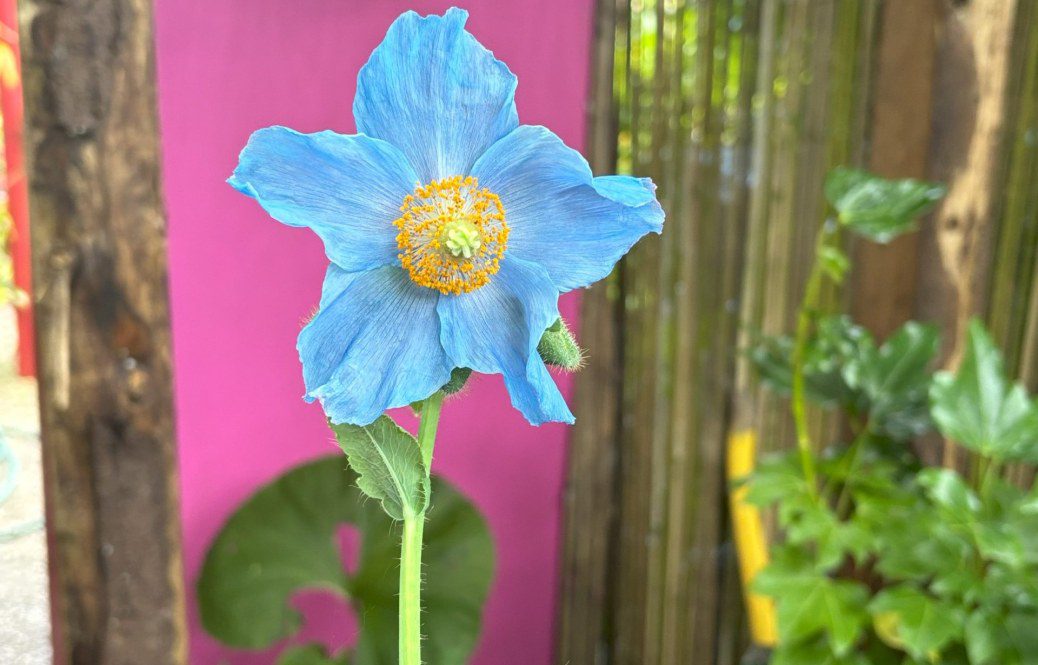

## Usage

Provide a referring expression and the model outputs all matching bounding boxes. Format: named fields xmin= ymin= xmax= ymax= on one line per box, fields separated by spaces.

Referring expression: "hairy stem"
xmin=400 ymin=391 xmax=444 ymax=665
xmin=417 ymin=390 xmax=444 ymax=470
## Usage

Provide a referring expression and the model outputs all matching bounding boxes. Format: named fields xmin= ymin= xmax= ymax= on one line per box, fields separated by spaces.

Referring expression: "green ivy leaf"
xmin=276 ymin=644 xmax=349 ymax=665
xmin=869 ymin=586 xmax=963 ymax=661
xmin=770 ymin=636 xmax=873 ymax=665
xmin=965 ymin=610 xmax=1014 ymax=665
xmin=824 ymin=167 xmax=946 ymax=243
xmin=868 ymin=494 xmax=970 ymax=584
xmin=750 ymin=316 xmax=871 ymax=410
xmin=843 ymin=322 xmax=939 ymax=438
xmin=197 ymin=456 xmax=494 ymax=665
xmin=930 ymin=319 xmax=1038 ymax=464
xmin=332 ymin=416 xmax=430 ymax=520
xmin=754 ymin=567 xmax=869 ymax=656
xmin=744 ymin=451 xmax=809 ymax=507
xmin=918 ymin=468 xmax=980 ymax=518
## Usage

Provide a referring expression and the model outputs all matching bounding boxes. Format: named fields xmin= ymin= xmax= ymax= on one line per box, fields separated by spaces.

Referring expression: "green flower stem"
xmin=791 ymin=224 xmax=834 ymax=500
xmin=399 ymin=513 xmax=425 ymax=665
xmin=417 ymin=390 xmax=444 ymax=469
xmin=400 ymin=391 xmax=444 ymax=665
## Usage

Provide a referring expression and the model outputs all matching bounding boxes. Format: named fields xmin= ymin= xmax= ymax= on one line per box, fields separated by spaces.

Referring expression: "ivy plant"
xmin=745 ymin=169 xmax=1038 ymax=664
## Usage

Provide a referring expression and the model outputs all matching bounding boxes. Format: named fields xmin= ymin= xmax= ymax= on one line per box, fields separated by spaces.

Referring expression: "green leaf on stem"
xmin=332 ymin=416 xmax=430 ymax=520
xmin=744 ymin=451 xmax=809 ymax=507
xmin=197 ymin=456 xmax=494 ymax=665
xmin=770 ymin=637 xmax=873 ymax=665
xmin=754 ymin=565 xmax=869 ymax=656
xmin=750 ymin=316 xmax=871 ymax=410
xmin=869 ymin=586 xmax=963 ymax=662
xmin=918 ymin=468 xmax=980 ymax=517
xmin=824 ymin=167 xmax=946 ymax=243
xmin=843 ymin=321 xmax=939 ymax=438
xmin=930 ymin=319 xmax=1038 ymax=463
xmin=965 ymin=610 xmax=1014 ymax=665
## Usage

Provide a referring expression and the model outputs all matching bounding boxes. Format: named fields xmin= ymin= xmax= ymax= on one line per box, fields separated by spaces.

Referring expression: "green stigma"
xmin=443 ymin=219 xmax=482 ymax=259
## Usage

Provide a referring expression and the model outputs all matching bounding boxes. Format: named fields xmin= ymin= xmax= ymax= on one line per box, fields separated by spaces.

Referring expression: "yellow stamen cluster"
xmin=394 ymin=175 xmax=508 ymax=295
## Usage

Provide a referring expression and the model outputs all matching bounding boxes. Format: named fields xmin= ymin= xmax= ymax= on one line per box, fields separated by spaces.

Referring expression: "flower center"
xmin=394 ymin=175 xmax=508 ymax=295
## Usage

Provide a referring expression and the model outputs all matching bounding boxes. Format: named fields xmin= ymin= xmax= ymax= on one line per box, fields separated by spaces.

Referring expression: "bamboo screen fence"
xmin=556 ymin=1 xmax=1038 ymax=664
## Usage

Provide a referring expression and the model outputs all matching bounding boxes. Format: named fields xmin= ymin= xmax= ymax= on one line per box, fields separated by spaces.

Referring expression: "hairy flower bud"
xmin=538 ymin=318 xmax=583 ymax=371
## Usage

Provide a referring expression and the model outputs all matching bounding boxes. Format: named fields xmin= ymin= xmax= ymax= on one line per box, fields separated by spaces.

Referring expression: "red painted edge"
xmin=1 ymin=0 xmax=34 ymax=377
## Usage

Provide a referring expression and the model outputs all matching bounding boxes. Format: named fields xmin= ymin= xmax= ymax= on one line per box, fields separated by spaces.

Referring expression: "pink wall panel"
xmin=154 ymin=1 xmax=592 ymax=663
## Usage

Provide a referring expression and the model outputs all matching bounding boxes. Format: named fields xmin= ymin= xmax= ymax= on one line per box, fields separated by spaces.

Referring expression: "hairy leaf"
xmin=332 ymin=416 xmax=429 ymax=520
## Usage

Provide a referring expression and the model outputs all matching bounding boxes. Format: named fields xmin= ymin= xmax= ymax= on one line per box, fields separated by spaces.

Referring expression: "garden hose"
xmin=0 ymin=424 xmax=44 ymax=543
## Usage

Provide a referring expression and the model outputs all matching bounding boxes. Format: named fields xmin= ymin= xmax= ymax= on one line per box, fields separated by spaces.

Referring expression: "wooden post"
xmin=914 ymin=0 xmax=1022 ymax=469
xmin=916 ymin=0 xmax=1021 ymax=361
xmin=850 ymin=0 xmax=939 ymax=338
xmin=20 ymin=0 xmax=187 ymax=663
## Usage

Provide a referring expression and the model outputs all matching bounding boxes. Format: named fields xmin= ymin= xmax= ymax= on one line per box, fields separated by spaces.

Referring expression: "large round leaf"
xmin=198 ymin=456 xmax=494 ymax=665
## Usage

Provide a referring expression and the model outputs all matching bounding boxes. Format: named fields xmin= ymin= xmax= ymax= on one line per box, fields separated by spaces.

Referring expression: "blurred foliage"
xmin=198 ymin=456 xmax=493 ymax=665
xmin=745 ymin=170 xmax=1038 ymax=664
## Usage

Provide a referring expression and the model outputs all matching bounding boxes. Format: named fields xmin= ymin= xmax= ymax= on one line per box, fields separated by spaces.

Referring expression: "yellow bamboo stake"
xmin=726 ymin=428 xmax=777 ymax=647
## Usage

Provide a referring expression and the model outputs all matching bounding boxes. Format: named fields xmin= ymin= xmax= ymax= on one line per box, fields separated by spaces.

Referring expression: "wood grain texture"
xmin=918 ymin=0 xmax=1021 ymax=363
xmin=851 ymin=0 xmax=939 ymax=339
xmin=20 ymin=0 xmax=187 ymax=662
xmin=555 ymin=2 xmax=623 ymax=662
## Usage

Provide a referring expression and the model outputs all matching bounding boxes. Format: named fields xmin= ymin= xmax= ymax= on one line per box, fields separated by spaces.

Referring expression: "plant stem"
xmin=399 ymin=514 xmax=425 ymax=665
xmin=791 ymin=224 xmax=833 ymax=500
xmin=979 ymin=458 xmax=1001 ymax=500
xmin=400 ymin=391 xmax=444 ymax=665
xmin=834 ymin=425 xmax=871 ymax=516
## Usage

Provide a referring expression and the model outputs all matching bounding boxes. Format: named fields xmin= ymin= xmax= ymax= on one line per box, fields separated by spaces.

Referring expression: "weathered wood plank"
xmin=20 ymin=0 xmax=187 ymax=662
xmin=917 ymin=0 xmax=1020 ymax=361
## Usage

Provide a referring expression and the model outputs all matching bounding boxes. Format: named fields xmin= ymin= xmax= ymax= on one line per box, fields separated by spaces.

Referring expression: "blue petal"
xmin=354 ymin=8 xmax=518 ymax=183
xmin=471 ymin=125 xmax=664 ymax=292
xmin=229 ymin=126 xmax=418 ymax=272
xmin=299 ymin=264 xmax=452 ymax=425
xmin=437 ymin=257 xmax=573 ymax=426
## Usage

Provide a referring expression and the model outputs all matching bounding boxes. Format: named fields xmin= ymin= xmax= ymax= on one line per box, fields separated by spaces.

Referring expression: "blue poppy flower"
xmin=229 ymin=8 xmax=664 ymax=427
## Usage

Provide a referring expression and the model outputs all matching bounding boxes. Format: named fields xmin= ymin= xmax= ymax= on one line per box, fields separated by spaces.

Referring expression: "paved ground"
xmin=0 ymin=305 xmax=51 ymax=664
